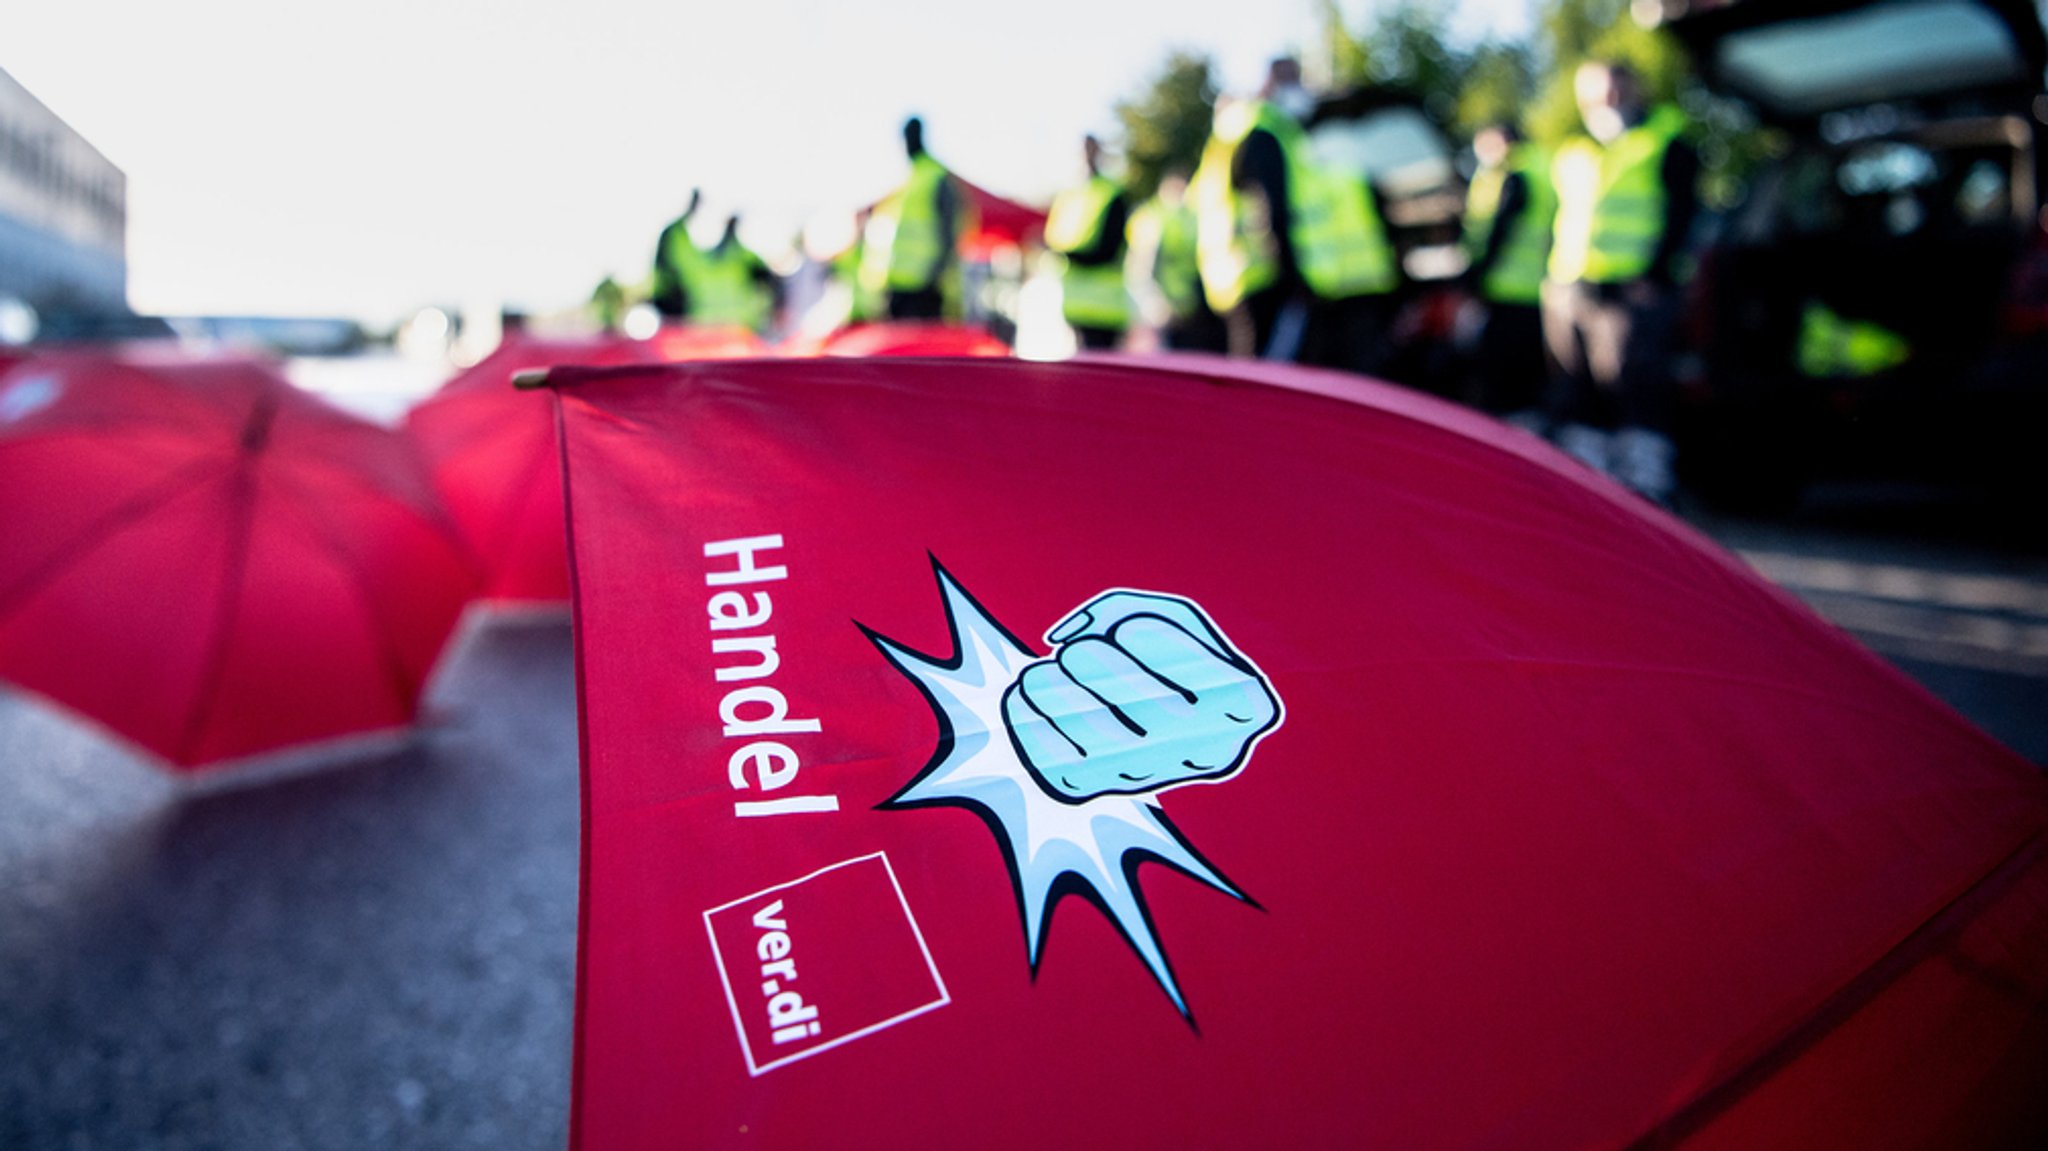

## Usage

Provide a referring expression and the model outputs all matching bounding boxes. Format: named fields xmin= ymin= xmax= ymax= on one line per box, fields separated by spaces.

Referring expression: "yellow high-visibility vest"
xmin=1047 ymin=175 xmax=1131 ymax=329
xmin=1550 ymin=105 xmax=1688 ymax=285
xmin=831 ymin=237 xmax=875 ymax=323
xmin=1462 ymin=144 xmax=1556 ymax=306
xmin=1290 ymin=151 xmax=1398 ymax=302
xmin=681 ymin=241 xmax=773 ymax=331
xmin=860 ymin=154 xmax=950 ymax=296
xmin=1192 ymin=102 xmax=1278 ymax=314
xmin=1194 ymin=99 xmax=1398 ymax=312
xmin=1128 ymin=195 xmax=1201 ymax=318
xmin=1797 ymin=302 xmax=1911 ymax=378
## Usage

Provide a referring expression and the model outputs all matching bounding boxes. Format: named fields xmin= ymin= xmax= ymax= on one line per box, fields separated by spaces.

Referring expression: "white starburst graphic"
xmin=863 ymin=563 xmax=1252 ymax=1018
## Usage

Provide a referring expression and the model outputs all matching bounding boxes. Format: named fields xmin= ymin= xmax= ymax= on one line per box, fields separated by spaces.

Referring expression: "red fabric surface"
xmin=408 ymin=328 xmax=764 ymax=603
xmin=552 ymin=355 xmax=2048 ymax=1149
xmin=407 ymin=333 xmax=666 ymax=603
xmin=781 ymin=323 xmax=1011 ymax=359
xmin=0 ymin=347 xmax=477 ymax=770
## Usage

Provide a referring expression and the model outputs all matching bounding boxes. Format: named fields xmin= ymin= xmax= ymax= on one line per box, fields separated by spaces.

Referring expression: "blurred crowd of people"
xmin=593 ymin=53 xmax=1704 ymax=507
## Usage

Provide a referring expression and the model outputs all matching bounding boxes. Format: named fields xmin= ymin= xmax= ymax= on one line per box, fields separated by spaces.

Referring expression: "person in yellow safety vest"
xmin=1127 ymin=170 xmax=1227 ymax=352
xmin=649 ymin=188 xmax=704 ymax=320
xmin=589 ymin=274 xmax=628 ymax=334
xmin=835 ymin=209 xmax=876 ymax=325
xmin=1192 ymin=57 xmax=1401 ymax=372
xmin=676 ymin=215 xmax=781 ymax=334
xmin=859 ymin=117 xmax=963 ymax=321
xmin=1458 ymin=122 xmax=1555 ymax=420
xmin=1046 ymin=135 xmax=1133 ymax=350
xmin=1539 ymin=60 xmax=1700 ymax=507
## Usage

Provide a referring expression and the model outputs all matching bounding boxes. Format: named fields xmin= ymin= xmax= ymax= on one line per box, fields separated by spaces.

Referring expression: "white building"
xmin=0 ymin=66 xmax=126 ymax=315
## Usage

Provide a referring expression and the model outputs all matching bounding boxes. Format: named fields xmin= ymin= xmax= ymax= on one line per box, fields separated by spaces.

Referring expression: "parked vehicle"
xmin=1656 ymin=0 xmax=2048 ymax=507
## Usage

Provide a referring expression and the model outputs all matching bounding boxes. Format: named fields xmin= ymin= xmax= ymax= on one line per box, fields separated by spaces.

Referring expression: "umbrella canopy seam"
xmin=1619 ymin=826 xmax=2048 ymax=1149
xmin=0 ymin=453 xmax=231 ymax=620
xmin=263 ymin=466 xmax=449 ymax=721
xmin=172 ymin=447 xmax=263 ymax=764
xmin=479 ymin=422 xmax=563 ymax=584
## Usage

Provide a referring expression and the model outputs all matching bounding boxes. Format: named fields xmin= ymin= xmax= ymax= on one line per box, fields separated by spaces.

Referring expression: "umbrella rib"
xmin=264 ymin=467 xmax=434 ymax=720
xmin=285 ymin=446 xmax=473 ymax=559
xmin=0 ymin=453 xmax=230 ymax=621
xmin=172 ymin=452 xmax=263 ymax=765
xmin=1621 ymin=825 xmax=2048 ymax=1149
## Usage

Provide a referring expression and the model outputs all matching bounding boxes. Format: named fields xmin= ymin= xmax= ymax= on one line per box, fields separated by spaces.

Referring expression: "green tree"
xmin=1113 ymin=51 xmax=1219 ymax=203
xmin=1455 ymin=39 xmax=1538 ymax=135
xmin=1314 ymin=0 xmax=1538 ymax=140
xmin=1317 ymin=0 xmax=1471 ymax=126
xmin=1319 ymin=0 xmax=1371 ymax=91
xmin=1297 ymin=0 xmax=1774 ymax=205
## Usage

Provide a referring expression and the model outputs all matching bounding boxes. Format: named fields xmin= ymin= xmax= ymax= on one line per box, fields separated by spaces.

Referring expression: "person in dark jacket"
xmin=1459 ymin=121 xmax=1556 ymax=420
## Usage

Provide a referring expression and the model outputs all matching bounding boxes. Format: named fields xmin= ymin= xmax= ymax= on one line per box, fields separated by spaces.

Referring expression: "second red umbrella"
xmin=407 ymin=329 xmax=768 ymax=605
xmin=0 ymin=347 xmax=477 ymax=773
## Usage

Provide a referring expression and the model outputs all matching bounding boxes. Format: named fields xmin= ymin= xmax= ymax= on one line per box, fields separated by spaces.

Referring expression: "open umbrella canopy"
xmin=0 ymin=347 xmax=477 ymax=772
xmin=405 ymin=332 xmax=669 ymax=604
xmin=407 ymin=327 xmax=770 ymax=605
xmin=542 ymin=354 xmax=2048 ymax=1149
xmin=782 ymin=322 xmax=1012 ymax=359
xmin=954 ymin=176 xmax=1047 ymax=259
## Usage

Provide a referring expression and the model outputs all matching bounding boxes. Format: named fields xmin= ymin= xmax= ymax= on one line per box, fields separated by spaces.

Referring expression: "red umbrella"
xmin=407 ymin=329 xmax=768 ymax=605
xmin=541 ymin=355 xmax=2048 ymax=1148
xmin=783 ymin=321 xmax=1011 ymax=359
xmin=405 ymin=333 xmax=662 ymax=604
xmin=0 ymin=347 xmax=477 ymax=773
xmin=955 ymin=175 xmax=1047 ymax=259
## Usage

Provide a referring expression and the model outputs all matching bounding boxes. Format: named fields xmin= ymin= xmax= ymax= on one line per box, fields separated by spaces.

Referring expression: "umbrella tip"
xmin=511 ymin=368 xmax=552 ymax=390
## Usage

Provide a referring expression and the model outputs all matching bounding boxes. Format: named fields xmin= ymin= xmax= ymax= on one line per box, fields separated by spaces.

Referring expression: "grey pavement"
xmin=1 ymin=616 xmax=579 ymax=1150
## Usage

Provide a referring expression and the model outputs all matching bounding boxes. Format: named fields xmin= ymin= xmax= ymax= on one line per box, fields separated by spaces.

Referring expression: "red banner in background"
xmin=550 ymin=356 xmax=2048 ymax=1149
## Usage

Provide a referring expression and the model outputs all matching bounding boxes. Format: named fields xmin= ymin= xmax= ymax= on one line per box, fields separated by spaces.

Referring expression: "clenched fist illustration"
xmin=1001 ymin=591 xmax=1281 ymax=803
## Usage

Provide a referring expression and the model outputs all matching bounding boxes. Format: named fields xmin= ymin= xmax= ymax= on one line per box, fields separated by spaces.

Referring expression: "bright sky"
xmin=7 ymin=0 xmax=1530 ymax=326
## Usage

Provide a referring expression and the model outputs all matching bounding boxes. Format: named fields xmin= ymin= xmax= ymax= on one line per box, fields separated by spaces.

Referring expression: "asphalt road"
xmin=3 ymin=361 xmax=2043 ymax=1149
xmin=1693 ymin=481 xmax=2048 ymax=764
xmin=0 ymin=617 xmax=581 ymax=1150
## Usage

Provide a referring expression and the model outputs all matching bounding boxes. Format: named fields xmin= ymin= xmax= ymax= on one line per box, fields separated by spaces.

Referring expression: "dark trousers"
xmin=1073 ymin=325 xmax=1123 ymax=350
xmin=1163 ymin=306 xmax=1228 ymax=354
xmin=1539 ymin=279 xmax=1679 ymax=432
xmin=1470 ymin=301 xmax=1546 ymax=414
xmin=887 ymin=287 xmax=946 ymax=321
xmin=1302 ymin=293 xmax=1399 ymax=378
xmin=1225 ymin=286 xmax=1291 ymax=359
